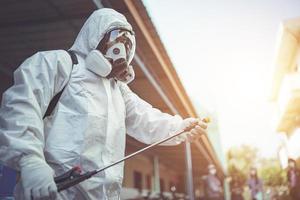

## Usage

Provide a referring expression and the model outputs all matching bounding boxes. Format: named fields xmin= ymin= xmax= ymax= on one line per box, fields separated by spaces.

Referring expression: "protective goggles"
xmin=99 ymin=28 xmax=135 ymax=62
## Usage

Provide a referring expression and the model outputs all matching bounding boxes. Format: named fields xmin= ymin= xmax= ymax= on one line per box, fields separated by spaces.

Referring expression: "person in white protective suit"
xmin=0 ymin=8 xmax=208 ymax=200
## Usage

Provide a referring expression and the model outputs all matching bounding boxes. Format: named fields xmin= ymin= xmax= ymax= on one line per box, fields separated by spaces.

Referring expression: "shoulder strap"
xmin=43 ymin=50 xmax=78 ymax=119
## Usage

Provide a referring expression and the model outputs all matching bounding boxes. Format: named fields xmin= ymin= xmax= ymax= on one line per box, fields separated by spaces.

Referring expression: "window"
xmin=133 ymin=171 xmax=142 ymax=190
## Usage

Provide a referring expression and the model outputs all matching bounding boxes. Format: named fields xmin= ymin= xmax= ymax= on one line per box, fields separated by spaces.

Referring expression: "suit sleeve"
xmin=0 ymin=50 xmax=72 ymax=170
xmin=119 ymin=83 xmax=183 ymax=145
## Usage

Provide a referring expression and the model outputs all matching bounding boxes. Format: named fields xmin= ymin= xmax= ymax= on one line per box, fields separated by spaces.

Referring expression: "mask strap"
xmin=97 ymin=33 xmax=110 ymax=54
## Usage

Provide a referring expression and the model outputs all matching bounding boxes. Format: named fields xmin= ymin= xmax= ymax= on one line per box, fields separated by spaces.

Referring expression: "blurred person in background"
xmin=203 ymin=164 xmax=224 ymax=200
xmin=287 ymin=158 xmax=300 ymax=200
xmin=247 ymin=167 xmax=263 ymax=200
xmin=230 ymin=175 xmax=244 ymax=200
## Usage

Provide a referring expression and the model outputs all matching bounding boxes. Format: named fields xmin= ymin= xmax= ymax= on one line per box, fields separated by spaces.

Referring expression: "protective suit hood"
xmin=70 ymin=8 xmax=134 ymax=62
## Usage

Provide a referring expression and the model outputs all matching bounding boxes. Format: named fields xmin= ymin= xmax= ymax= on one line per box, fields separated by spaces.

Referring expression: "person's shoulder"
xmin=33 ymin=50 xmax=69 ymax=59
xmin=30 ymin=50 xmax=72 ymax=66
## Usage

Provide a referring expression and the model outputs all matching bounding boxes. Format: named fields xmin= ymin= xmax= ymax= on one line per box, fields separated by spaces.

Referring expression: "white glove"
xmin=175 ymin=118 xmax=208 ymax=143
xmin=20 ymin=156 xmax=58 ymax=200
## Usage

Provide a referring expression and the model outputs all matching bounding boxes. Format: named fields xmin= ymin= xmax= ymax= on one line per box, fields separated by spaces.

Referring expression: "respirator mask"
xmin=85 ymin=28 xmax=135 ymax=84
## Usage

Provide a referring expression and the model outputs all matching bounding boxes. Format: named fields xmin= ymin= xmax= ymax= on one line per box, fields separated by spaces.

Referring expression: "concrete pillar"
xmin=185 ymin=141 xmax=195 ymax=200
xmin=153 ymin=156 xmax=160 ymax=193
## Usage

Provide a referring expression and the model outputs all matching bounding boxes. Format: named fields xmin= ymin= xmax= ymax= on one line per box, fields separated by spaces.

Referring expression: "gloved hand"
xmin=175 ymin=117 xmax=208 ymax=143
xmin=20 ymin=155 xmax=58 ymax=200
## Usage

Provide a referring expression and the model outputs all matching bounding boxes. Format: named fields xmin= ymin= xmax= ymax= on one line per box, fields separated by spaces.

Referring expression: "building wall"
xmin=271 ymin=17 xmax=300 ymax=164
xmin=0 ymin=166 xmax=16 ymax=198
xmin=123 ymin=154 xmax=153 ymax=190
xmin=159 ymin=163 xmax=181 ymax=192
xmin=123 ymin=154 xmax=180 ymax=192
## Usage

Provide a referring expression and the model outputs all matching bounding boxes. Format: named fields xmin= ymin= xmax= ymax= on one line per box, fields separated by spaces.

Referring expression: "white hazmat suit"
xmin=0 ymin=8 xmax=206 ymax=200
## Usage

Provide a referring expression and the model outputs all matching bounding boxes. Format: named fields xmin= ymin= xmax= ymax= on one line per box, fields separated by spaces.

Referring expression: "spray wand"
xmin=54 ymin=118 xmax=210 ymax=191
